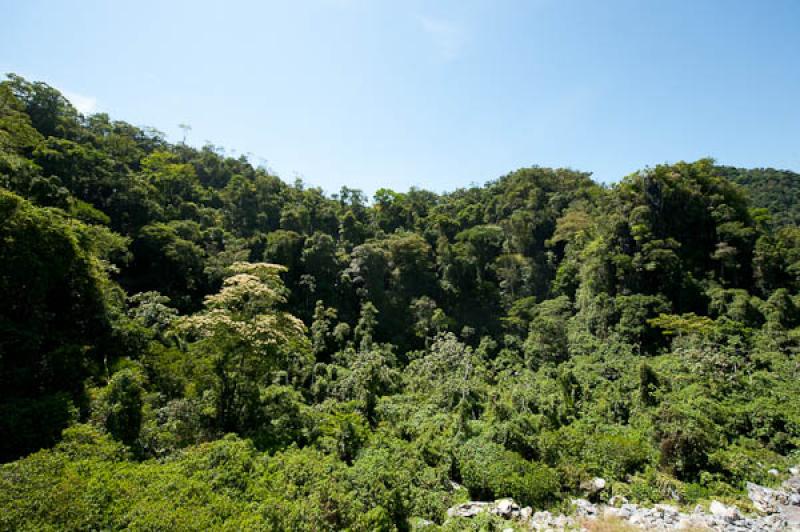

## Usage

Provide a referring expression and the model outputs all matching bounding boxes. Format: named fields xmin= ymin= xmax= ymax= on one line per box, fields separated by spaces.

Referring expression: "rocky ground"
xmin=444 ymin=470 xmax=800 ymax=530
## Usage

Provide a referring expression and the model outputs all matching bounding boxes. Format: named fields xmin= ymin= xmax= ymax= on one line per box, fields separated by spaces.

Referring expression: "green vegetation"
xmin=718 ymin=166 xmax=800 ymax=228
xmin=1 ymin=74 xmax=799 ymax=530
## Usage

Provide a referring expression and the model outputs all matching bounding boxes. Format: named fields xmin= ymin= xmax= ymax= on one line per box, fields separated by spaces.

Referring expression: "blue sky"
xmin=3 ymin=0 xmax=799 ymax=195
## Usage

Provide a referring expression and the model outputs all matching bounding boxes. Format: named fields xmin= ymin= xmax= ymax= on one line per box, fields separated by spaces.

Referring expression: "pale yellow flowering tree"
xmin=180 ymin=262 xmax=310 ymax=434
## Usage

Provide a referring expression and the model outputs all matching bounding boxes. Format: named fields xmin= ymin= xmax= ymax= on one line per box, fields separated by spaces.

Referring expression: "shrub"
xmin=457 ymin=438 xmax=560 ymax=507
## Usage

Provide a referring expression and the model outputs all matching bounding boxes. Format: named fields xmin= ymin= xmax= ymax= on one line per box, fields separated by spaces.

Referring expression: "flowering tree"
xmin=180 ymin=262 xmax=310 ymax=434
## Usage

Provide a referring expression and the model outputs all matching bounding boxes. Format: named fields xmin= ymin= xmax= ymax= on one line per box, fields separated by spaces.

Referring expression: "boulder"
xmin=709 ymin=500 xmax=741 ymax=522
xmin=618 ymin=504 xmax=637 ymax=518
xmin=571 ymin=498 xmax=599 ymax=517
xmin=784 ymin=476 xmax=800 ymax=494
xmin=746 ymin=481 xmax=790 ymax=513
xmin=580 ymin=477 xmax=606 ymax=496
xmin=677 ymin=516 xmax=706 ymax=529
xmin=491 ymin=498 xmax=518 ymax=517
xmin=654 ymin=503 xmax=679 ymax=514
xmin=608 ymin=495 xmax=628 ymax=507
xmin=447 ymin=501 xmax=491 ymax=518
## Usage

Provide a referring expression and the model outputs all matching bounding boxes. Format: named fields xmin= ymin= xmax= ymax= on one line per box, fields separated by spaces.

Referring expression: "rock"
xmin=677 ymin=516 xmax=705 ymax=529
xmin=655 ymin=503 xmax=679 ymax=514
xmin=571 ymin=498 xmax=598 ymax=517
xmin=654 ymin=503 xmax=680 ymax=525
xmin=527 ymin=509 xmax=584 ymax=531
xmin=447 ymin=501 xmax=491 ymax=518
xmin=747 ymin=481 xmax=784 ymax=513
xmin=551 ymin=514 xmax=577 ymax=529
xmin=780 ymin=505 xmax=800 ymax=529
xmin=784 ymin=476 xmax=800 ymax=494
xmin=628 ymin=512 xmax=645 ymax=526
xmin=709 ymin=500 xmax=741 ymax=522
xmin=789 ymin=466 xmax=800 ymax=476
xmin=502 ymin=528 xmax=513 ymax=532
xmin=769 ymin=468 xmax=781 ymax=477
xmin=759 ymin=514 xmax=789 ymax=529
xmin=619 ymin=504 xmax=636 ymax=518
xmin=447 ymin=474 xmax=800 ymax=530
xmin=608 ymin=495 xmax=628 ymax=507
xmin=580 ymin=477 xmax=606 ymax=496
xmin=491 ymin=498 xmax=518 ymax=517
xmin=449 ymin=480 xmax=464 ymax=491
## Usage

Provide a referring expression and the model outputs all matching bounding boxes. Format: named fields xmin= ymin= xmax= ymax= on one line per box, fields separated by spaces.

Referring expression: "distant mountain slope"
xmin=717 ymin=166 xmax=800 ymax=226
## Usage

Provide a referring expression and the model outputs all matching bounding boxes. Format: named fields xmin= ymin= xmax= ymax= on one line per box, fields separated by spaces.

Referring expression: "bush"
xmin=92 ymin=368 xmax=145 ymax=446
xmin=708 ymin=439 xmax=789 ymax=487
xmin=656 ymin=397 xmax=724 ymax=481
xmin=539 ymin=423 xmax=655 ymax=483
xmin=457 ymin=438 xmax=560 ymax=507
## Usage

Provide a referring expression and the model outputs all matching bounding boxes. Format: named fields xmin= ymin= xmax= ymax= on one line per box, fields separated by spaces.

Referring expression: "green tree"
xmin=179 ymin=262 xmax=310 ymax=436
xmin=0 ymin=190 xmax=113 ymax=460
xmin=92 ymin=368 xmax=146 ymax=446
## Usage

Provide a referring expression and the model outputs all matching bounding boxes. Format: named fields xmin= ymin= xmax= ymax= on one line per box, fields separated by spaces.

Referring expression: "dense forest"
xmin=1 ymin=74 xmax=800 ymax=530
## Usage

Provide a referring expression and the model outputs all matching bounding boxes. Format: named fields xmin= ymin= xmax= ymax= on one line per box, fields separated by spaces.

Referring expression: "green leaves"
xmin=0 ymin=190 xmax=114 ymax=460
xmin=4 ymin=72 xmax=800 ymax=530
xmin=91 ymin=368 xmax=146 ymax=446
xmin=457 ymin=437 xmax=560 ymax=507
xmin=178 ymin=262 xmax=310 ymax=437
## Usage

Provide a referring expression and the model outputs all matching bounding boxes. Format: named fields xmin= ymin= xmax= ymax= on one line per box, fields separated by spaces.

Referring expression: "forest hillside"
xmin=1 ymin=74 xmax=800 ymax=530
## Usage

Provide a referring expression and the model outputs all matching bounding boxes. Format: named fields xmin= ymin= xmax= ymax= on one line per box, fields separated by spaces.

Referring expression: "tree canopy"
xmin=2 ymin=74 xmax=800 ymax=530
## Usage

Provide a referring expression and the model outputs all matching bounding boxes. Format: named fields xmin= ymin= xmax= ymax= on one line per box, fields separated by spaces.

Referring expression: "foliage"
xmin=2 ymin=74 xmax=800 ymax=530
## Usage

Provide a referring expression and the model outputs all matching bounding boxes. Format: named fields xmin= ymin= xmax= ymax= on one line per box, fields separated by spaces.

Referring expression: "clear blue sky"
xmin=3 ymin=0 xmax=799 ymax=195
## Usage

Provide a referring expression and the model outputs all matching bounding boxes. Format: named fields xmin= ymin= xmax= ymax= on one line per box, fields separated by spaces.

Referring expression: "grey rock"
xmin=677 ymin=516 xmax=705 ymax=529
xmin=580 ymin=477 xmax=606 ymax=496
xmin=491 ymin=498 xmax=518 ymax=517
xmin=785 ymin=476 xmax=800 ymax=494
xmin=710 ymin=500 xmax=741 ymax=522
xmin=446 ymin=501 xmax=491 ymax=518
xmin=617 ymin=504 xmax=635 ymax=518
xmin=628 ymin=512 xmax=645 ymax=526
xmin=571 ymin=498 xmax=598 ymax=517
xmin=445 ymin=473 xmax=800 ymax=530
xmin=655 ymin=503 xmax=679 ymax=515
xmin=747 ymin=481 xmax=789 ymax=513
xmin=608 ymin=495 xmax=628 ymax=507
